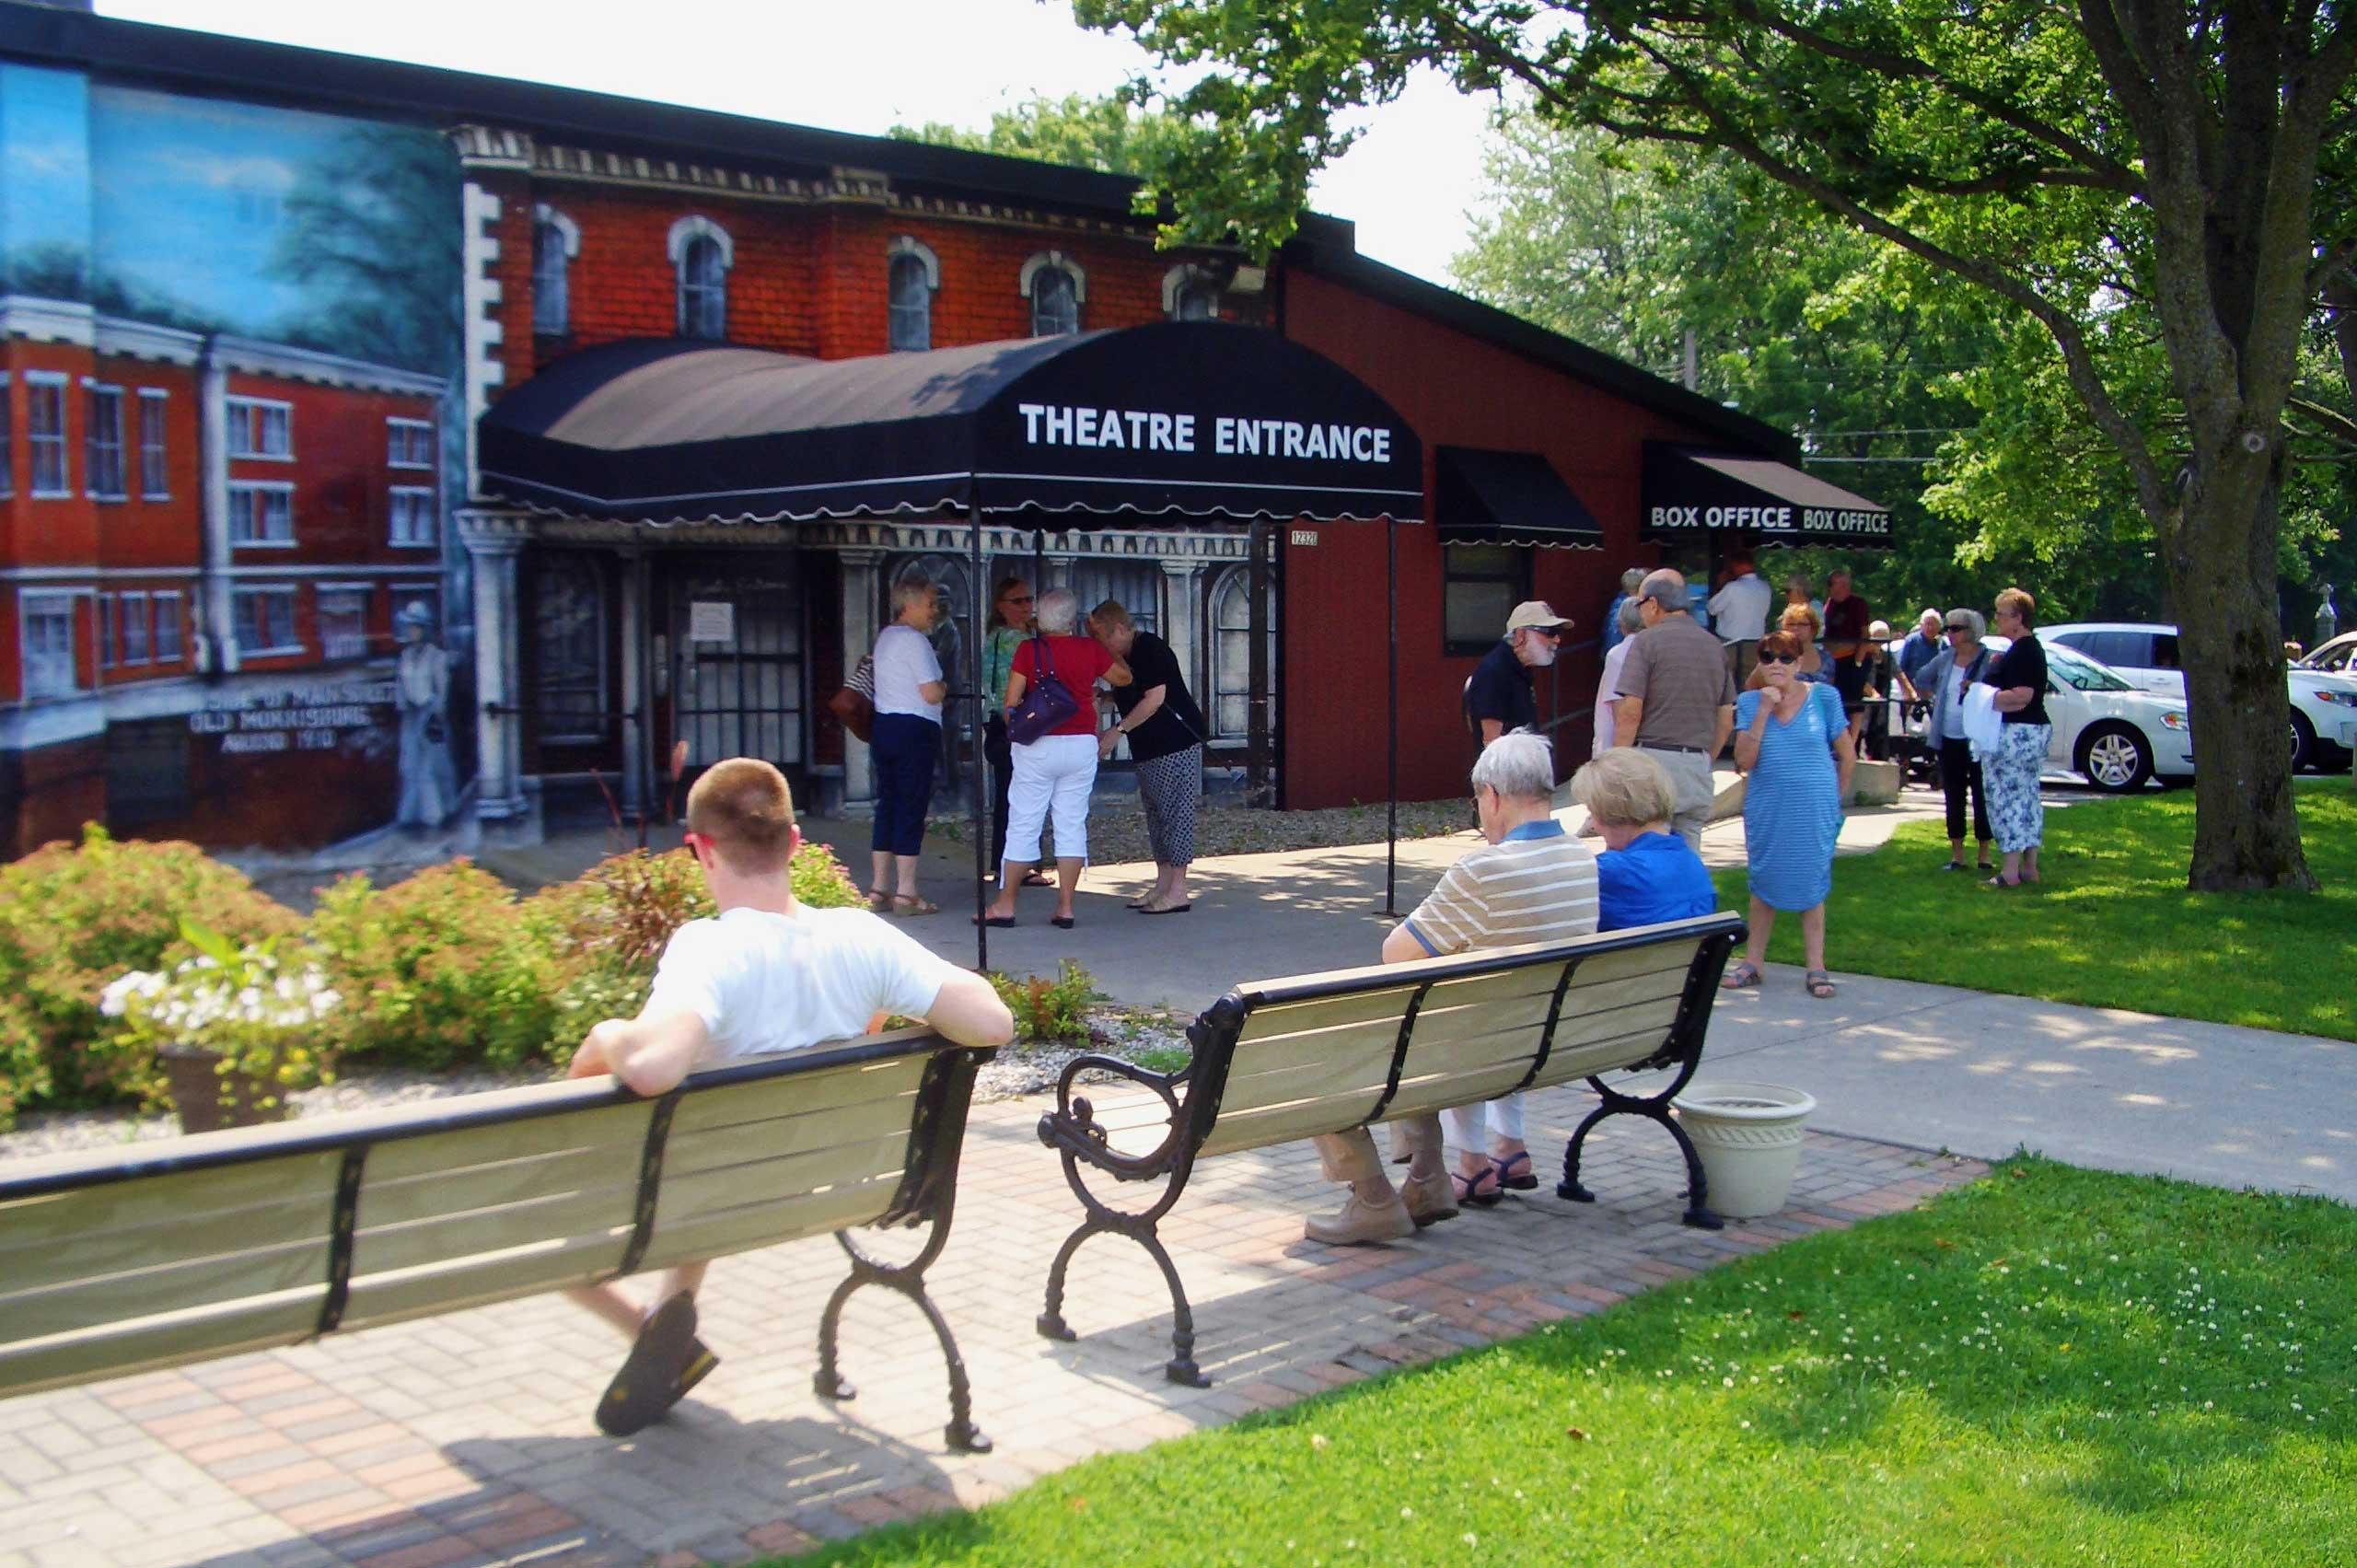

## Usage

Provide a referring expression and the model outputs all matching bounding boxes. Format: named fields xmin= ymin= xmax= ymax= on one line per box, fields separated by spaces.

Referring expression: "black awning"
xmin=1641 ymin=444 xmax=1892 ymax=548
xmin=1434 ymin=447 xmax=1603 ymax=550
xmin=478 ymin=321 xmax=1423 ymax=527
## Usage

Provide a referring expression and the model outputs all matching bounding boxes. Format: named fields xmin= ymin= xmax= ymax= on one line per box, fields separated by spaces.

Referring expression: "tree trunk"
xmin=2164 ymin=463 xmax=2316 ymax=891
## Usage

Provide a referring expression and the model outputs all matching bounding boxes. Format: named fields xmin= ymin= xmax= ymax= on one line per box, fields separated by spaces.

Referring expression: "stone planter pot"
xmin=158 ymin=1044 xmax=288 ymax=1135
xmin=1672 ymin=1081 xmax=1817 ymax=1219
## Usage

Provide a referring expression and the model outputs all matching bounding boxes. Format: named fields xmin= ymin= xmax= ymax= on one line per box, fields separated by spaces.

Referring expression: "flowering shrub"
xmin=988 ymin=960 xmax=1101 ymax=1043
xmin=98 ymin=920 xmax=341 ymax=1112
xmin=308 ymin=861 xmax=562 ymax=1072
xmin=0 ymin=824 xmax=297 ymax=1127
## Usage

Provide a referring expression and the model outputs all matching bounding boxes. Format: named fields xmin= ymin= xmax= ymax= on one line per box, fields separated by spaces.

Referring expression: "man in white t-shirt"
xmin=1707 ymin=552 xmax=1773 ymax=689
xmin=564 ymin=758 xmax=1013 ymax=1435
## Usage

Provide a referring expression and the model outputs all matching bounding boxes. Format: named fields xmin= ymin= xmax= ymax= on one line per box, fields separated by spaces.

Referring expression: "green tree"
xmin=1077 ymin=0 xmax=2357 ymax=890
xmin=889 ymin=92 xmax=1182 ymax=178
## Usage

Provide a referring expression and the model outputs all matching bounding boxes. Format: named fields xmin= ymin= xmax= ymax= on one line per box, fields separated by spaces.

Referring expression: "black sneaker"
xmin=596 ymin=1291 xmax=720 ymax=1436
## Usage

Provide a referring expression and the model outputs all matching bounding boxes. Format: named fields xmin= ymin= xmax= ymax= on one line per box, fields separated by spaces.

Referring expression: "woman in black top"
xmin=1089 ymin=599 xmax=1208 ymax=913
xmin=1981 ymin=587 xmax=2051 ymax=887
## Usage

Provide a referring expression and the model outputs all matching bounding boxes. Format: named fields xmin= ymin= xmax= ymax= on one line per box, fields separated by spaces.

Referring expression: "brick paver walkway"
xmin=0 ymin=1086 xmax=1983 ymax=1568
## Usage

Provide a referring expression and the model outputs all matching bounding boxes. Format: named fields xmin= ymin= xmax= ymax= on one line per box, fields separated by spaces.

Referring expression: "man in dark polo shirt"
xmin=1821 ymin=569 xmax=1875 ymax=723
xmin=1464 ymin=600 xmax=1572 ymax=744
xmin=1613 ymin=569 xmax=1736 ymax=849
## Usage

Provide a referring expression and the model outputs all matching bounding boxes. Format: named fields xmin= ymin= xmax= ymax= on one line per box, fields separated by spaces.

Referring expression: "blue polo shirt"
xmin=1595 ymin=830 xmax=1716 ymax=931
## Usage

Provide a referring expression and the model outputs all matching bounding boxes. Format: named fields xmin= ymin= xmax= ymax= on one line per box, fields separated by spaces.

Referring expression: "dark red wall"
xmin=1278 ymin=270 xmax=1736 ymax=807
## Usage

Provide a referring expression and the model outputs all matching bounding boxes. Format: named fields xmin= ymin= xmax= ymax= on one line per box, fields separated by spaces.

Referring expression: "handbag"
xmin=1004 ymin=631 xmax=1080 ymax=746
xmin=829 ymin=654 xmax=876 ymax=744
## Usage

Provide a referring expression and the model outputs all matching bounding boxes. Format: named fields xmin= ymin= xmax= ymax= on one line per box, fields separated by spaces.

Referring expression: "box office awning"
xmin=478 ymin=321 xmax=1424 ymax=527
xmin=1434 ymin=447 xmax=1604 ymax=550
xmin=1641 ymin=444 xmax=1892 ymax=548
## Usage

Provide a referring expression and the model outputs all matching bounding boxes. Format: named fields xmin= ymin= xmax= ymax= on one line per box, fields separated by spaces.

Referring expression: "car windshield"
xmin=2047 ymin=644 xmax=2135 ymax=691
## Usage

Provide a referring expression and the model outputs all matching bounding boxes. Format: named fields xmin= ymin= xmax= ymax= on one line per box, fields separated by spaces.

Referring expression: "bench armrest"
xmin=1035 ymin=1054 xmax=1191 ymax=1182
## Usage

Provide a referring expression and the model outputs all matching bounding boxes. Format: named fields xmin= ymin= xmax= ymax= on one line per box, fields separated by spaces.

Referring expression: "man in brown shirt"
xmin=1613 ymin=568 xmax=1736 ymax=849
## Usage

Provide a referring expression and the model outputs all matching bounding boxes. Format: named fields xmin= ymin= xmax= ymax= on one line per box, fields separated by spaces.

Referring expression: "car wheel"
xmin=2289 ymin=712 xmax=2316 ymax=772
xmin=2076 ymin=723 xmax=2154 ymax=793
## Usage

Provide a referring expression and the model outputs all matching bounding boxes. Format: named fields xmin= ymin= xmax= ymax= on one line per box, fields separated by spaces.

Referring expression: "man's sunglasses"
xmin=1758 ymin=650 xmax=1798 ymax=665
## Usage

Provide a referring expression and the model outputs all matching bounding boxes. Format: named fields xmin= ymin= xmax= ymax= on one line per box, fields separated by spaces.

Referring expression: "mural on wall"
xmin=0 ymin=65 xmax=474 ymax=858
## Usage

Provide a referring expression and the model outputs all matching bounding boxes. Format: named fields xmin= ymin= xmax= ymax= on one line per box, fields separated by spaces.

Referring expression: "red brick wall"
xmin=94 ymin=354 xmax=203 ymax=574
xmin=1277 ymin=269 xmax=1739 ymax=807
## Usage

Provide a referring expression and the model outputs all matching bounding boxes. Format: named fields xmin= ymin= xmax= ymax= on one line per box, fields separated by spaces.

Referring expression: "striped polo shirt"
xmin=1403 ymin=819 xmax=1600 ymax=957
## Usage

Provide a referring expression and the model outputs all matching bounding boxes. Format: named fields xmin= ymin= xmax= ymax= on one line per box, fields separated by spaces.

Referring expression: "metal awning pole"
xmin=970 ymin=484 xmax=988 ymax=972
xmin=1386 ymin=512 xmax=1400 ymax=917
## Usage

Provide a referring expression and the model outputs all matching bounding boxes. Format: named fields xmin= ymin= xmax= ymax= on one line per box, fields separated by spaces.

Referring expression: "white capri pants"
xmin=1004 ymin=733 xmax=1099 ymax=863
xmin=1444 ymin=1093 xmax=1527 ymax=1155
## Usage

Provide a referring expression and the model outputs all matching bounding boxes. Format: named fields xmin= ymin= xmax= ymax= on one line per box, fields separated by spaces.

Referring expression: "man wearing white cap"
xmin=1464 ymin=599 xmax=1573 ymax=745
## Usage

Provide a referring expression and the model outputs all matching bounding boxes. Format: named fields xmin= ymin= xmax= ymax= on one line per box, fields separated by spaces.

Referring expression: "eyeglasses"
xmin=682 ymin=829 xmax=711 ymax=855
xmin=1757 ymin=649 xmax=1798 ymax=665
xmin=1004 ymin=594 xmax=1034 ymax=605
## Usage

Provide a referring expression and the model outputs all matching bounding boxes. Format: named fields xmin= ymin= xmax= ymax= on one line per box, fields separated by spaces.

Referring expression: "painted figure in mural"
xmin=396 ymin=601 xmax=459 ymax=828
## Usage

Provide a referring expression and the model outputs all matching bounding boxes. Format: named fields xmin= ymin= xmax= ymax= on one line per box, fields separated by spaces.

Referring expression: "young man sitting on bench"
xmin=564 ymin=757 xmax=1015 ymax=1435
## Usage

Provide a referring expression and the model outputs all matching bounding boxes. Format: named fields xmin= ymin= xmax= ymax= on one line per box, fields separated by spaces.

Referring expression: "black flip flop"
xmin=971 ymin=913 xmax=1016 ymax=927
xmin=596 ymin=1292 xmax=718 ymax=1437
xmin=1051 ymin=914 xmax=1076 ymax=929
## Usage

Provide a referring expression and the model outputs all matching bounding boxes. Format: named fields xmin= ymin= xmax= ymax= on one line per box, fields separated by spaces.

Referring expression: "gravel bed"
xmin=1 ymin=1012 xmax=1194 ymax=1167
xmin=935 ymin=797 xmax=1475 ymax=867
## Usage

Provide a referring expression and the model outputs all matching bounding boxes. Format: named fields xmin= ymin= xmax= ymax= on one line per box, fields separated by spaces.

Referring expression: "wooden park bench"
xmin=1033 ymin=912 xmax=1745 ymax=1387
xmin=0 ymin=1030 xmax=998 ymax=1452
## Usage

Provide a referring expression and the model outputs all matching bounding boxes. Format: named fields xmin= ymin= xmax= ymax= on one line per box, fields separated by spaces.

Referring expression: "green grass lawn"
xmin=1713 ymin=783 xmax=2357 ymax=1040
xmin=779 ymin=1161 xmax=2354 ymax=1567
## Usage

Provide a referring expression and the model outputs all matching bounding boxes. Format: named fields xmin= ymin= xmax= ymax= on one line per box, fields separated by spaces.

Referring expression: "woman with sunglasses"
xmin=981 ymin=576 xmax=1049 ymax=889
xmin=1724 ymin=628 xmax=1855 ymax=999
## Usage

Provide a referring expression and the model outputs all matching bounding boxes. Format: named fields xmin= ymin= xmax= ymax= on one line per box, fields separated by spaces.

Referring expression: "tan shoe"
xmin=1304 ymin=1190 xmax=1416 ymax=1246
xmin=1399 ymin=1169 xmax=1460 ymax=1227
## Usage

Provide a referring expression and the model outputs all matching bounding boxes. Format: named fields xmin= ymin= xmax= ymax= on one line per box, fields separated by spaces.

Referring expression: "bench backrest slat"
xmin=0 ymin=1034 xmax=975 ymax=1400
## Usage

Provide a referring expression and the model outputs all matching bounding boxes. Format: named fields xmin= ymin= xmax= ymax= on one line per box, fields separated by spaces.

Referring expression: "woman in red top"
xmin=980 ymin=587 xmax=1131 ymax=928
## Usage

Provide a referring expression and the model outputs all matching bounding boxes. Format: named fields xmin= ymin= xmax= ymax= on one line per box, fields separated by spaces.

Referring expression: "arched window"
xmin=668 ymin=215 xmax=734 ymax=341
xmin=887 ymin=237 xmax=938 ymax=352
xmin=1020 ymin=251 xmax=1086 ymax=337
xmin=531 ymin=205 xmax=578 ymax=337
xmin=1163 ymin=263 xmax=1221 ymax=321
xmin=1208 ymin=565 xmax=1273 ymax=742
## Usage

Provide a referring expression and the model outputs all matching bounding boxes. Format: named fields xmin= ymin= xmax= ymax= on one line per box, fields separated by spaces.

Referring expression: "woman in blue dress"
xmin=1723 ymin=628 xmax=1855 ymax=999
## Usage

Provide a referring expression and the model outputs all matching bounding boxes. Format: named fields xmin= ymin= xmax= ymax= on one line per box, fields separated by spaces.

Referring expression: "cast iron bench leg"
xmin=1557 ymin=1076 xmax=1724 ymax=1231
xmin=1038 ymin=1212 xmax=1209 ymax=1388
xmin=818 ymin=1228 xmax=993 ymax=1453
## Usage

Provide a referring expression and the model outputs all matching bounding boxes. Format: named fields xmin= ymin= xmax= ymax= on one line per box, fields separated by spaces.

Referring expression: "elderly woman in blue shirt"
xmin=1570 ymin=748 xmax=1716 ymax=930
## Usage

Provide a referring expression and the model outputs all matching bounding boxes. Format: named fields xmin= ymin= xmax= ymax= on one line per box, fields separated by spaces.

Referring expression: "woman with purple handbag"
xmin=978 ymin=587 xmax=1131 ymax=929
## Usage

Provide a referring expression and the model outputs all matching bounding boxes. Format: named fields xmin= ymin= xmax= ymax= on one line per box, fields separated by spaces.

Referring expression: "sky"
xmin=99 ymin=0 xmax=1502 ymax=288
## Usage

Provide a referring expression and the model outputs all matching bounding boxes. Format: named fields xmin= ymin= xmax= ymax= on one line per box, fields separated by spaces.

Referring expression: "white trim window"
xmin=153 ymin=591 xmax=185 ymax=662
xmin=137 ymin=389 xmax=169 ymax=499
xmin=27 ymin=373 xmax=69 ymax=497
xmin=0 ymin=374 xmax=13 ymax=497
xmin=389 ymin=485 xmax=436 ymax=548
xmin=319 ymin=586 xmax=370 ymax=661
xmin=228 ymin=481 xmax=296 ymax=546
xmin=231 ymin=586 xmax=301 ymax=657
xmin=887 ymin=236 xmax=939 ymax=353
xmin=19 ymin=590 xmax=81 ymax=699
xmin=225 ymin=396 xmax=293 ymax=460
xmin=85 ymin=383 xmax=127 ymax=499
xmin=1163 ymin=263 xmax=1222 ymax=321
xmin=669 ymin=215 xmax=734 ymax=341
xmin=533 ymin=204 xmax=579 ymax=336
xmin=1020 ymin=251 xmax=1086 ymax=337
xmin=98 ymin=593 xmax=115 ymax=670
xmin=387 ymin=417 xmax=435 ymax=470
xmin=120 ymin=590 xmax=152 ymax=665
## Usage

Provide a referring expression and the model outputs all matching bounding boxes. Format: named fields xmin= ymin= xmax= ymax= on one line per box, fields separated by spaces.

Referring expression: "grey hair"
xmin=1571 ymin=748 xmax=1678 ymax=829
xmin=1469 ymin=730 xmax=1556 ymax=802
xmin=1617 ymin=598 xmax=1645 ymax=635
xmin=1035 ymin=586 xmax=1080 ymax=634
xmin=891 ymin=576 xmax=935 ymax=615
xmin=1620 ymin=567 xmax=1646 ymax=590
xmin=1945 ymin=607 xmax=1987 ymax=638
xmin=1638 ymin=567 xmax=1689 ymax=611
xmin=1918 ymin=607 xmax=1944 ymax=628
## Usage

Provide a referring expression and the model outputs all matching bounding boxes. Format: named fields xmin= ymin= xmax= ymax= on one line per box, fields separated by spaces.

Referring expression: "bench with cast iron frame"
xmin=0 ymin=1030 xmax=998 ymax=1452
xmin=1034 ymin=912 xmax=1745 ymax=1386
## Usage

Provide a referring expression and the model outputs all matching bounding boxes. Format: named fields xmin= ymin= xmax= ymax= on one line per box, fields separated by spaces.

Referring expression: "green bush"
xmin=988 ymin=960 xmax=1100 ymax=1043
xmin=308 ymin=861 xmax=561 ymax=1073
xmin=0 ymin=825 xmax=297 ymax=1127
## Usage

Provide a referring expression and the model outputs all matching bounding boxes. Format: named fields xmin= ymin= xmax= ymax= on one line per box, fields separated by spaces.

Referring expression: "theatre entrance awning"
xmin=1641 ymin=443 xmax=1892 ymax=548
xmin=478 ymin=321 xmax=1423 ymax=526
xmin=1434 ymin=447 xmax=1603 ymax=550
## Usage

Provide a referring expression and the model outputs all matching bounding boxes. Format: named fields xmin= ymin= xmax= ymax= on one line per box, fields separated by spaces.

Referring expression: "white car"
xmin=1903 ymin=636 xmax=2194 ymax=792
xmin=2043 ymin=621 xmax=2357 ymax=772
xmin=2299 ymin=630 xmax=2357 ymax=676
